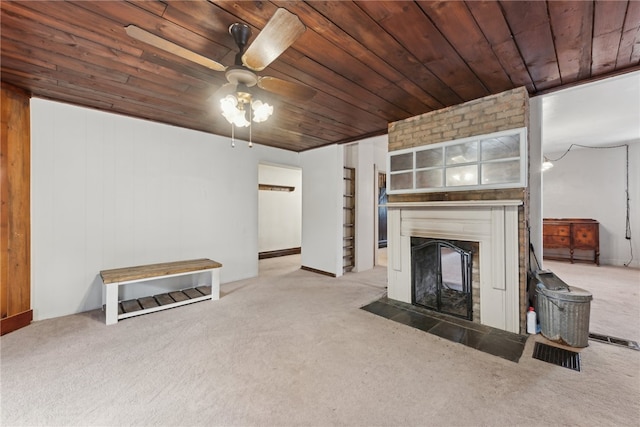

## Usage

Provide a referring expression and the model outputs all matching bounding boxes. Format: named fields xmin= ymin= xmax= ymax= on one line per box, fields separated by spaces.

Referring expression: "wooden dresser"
xmin=543 ymin=218 xmax=600 ymax=265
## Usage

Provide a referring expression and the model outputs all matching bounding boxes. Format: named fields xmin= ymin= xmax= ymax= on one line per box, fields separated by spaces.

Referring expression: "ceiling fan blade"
xmin=125 ymin=25 xmax=227 ymax=72
xmin=242 ymin=8 xmax=306 ymax=72
xmin=257 ymin=76 xmax=316 ymax=102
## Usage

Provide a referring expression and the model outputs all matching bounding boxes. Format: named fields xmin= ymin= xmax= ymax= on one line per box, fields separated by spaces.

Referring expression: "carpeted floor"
xmin=1 ymin=255 xmax=638 ymax=426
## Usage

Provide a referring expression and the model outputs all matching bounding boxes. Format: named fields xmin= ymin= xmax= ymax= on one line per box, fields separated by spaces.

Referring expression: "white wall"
xmin=356 ymin=142 xmax=375 ymax=271
xmin=358 ymin=135 xmax=387 ymax=271
xmin=344 ymin=135 xmax=388 ymax=271
xmin=373 ymin=135 xmax=388 ymax=170
xmin=31 ymin=99 xmax=300 ymax=320
xmin=300 ymin=144 xmax=343 ymax=276
xmin=543 ymin=141 xmax=640 ymax=267
xmin=372 ymin=135 xmax=388 ymax=266
xmin=529 ymin=96 xmax=543 ymax=264
xmin=258 ymin=164 xmax=302 ymax=252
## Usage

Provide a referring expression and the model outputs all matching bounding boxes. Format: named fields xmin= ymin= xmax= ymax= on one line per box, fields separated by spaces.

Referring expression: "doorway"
xmin=258 ymin=164 xmax=302 ymax=272
xmin=377 ymin=172 xmax=388 ymax=266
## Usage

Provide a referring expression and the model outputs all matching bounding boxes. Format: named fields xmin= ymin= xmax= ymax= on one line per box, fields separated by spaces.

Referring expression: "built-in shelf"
xmin=343 ymin=167 xmax=355 ymax=273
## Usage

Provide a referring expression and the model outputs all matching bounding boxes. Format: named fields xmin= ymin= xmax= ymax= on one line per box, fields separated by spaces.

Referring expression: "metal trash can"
xmin=535 ymin=270 xmax=593 ymax=348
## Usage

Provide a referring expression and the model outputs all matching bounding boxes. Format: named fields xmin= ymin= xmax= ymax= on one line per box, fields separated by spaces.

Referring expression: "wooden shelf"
xmin=343 ymin=167 xmax=356 ymax=273
xmin=258 ymin=184 xmax=295 ymax=192
xmin=117 ymin=286 xmax=212 ymax=320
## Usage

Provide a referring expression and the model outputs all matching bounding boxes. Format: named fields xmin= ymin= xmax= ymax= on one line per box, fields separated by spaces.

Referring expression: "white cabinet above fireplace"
xmin=387 ymin=127 xmax=527 ymax=194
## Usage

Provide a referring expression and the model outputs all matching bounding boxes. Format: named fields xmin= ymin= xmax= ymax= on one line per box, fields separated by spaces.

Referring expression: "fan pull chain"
xmin=248 ymin=104 xmax=253 ymax=148
xmin=232 ymin=124 xmax=236 ymax=148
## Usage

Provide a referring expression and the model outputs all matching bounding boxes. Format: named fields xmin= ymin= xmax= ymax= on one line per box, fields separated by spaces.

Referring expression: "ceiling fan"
xmin=124 ymin=8 xmax=316 ymax=125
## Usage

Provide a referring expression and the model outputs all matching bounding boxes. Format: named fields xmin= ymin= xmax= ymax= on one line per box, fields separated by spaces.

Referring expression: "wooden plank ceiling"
xmin=1 ymin=1 xmax=639 ymax=152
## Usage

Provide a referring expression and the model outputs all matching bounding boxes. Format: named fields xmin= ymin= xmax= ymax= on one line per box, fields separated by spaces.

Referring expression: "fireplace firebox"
xmin=411 ymin=238 xmax=473 ymax=320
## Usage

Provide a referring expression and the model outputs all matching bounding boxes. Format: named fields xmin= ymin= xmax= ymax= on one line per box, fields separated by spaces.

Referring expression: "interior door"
xmin=378 ymin=173 xmax=387 ymax=248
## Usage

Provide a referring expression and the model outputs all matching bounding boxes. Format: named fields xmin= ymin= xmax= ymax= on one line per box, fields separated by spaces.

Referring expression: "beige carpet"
xmin=1 ymin=256 xmax=638 ymax=426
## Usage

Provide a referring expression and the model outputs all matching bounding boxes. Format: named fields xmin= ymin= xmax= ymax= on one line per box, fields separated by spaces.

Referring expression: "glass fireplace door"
xmin=412 ymin=239 xmax=473 ymax=320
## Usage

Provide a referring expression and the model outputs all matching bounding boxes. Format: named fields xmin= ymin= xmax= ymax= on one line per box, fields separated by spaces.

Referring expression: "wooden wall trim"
xmin=1 ymin=82 xmax=30 ymax=98
xmin=0 ymin=310 xmax=33 ymax=336
xmin=259 ymin=247 xmax=301 ymax=260
xmin=1 ymin=82 xmax=31 ymax=332
xmin=300 ymin=265 xmax=337 ymax=278
xmin=0 ymin=90 xmax=8 ymax=321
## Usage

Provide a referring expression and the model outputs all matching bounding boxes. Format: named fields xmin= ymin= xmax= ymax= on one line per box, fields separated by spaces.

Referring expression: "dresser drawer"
xmin=573 ymin=225 xmax=597 ymax=247
xmin=543 ymin=235 xmax=570 ymax=247
xmin=544 ymin=225 xmax=570 ymax=236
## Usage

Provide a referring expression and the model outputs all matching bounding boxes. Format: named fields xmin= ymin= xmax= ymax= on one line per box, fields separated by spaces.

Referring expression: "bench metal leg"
xmin=105 ymin=283 xmax=119 ymax=325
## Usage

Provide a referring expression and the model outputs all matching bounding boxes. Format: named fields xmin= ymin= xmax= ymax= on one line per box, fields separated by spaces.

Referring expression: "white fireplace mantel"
xmin=386 ymin=200 xmax=522 ymax=333
xmin=386 ymin=200 xmax=523 ymax=208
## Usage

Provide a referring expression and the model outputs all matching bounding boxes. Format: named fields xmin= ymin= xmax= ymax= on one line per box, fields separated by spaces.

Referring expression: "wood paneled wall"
xmin=1 ymin=82 xmax=32 ymax=335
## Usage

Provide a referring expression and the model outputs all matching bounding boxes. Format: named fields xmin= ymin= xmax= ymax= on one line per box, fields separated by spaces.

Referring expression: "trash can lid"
xmin=535 ymin=270 xmax=570 ymax=291
xmin=539 ymin=285 xmax=593 ymax=302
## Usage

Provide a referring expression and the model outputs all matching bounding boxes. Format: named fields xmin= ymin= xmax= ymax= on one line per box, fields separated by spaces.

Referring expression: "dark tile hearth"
xmin=361 ymin=297 xmax=527 ymax=362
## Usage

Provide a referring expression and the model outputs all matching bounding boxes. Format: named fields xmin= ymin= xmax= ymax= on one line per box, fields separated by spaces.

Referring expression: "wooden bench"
xmin=100 ymin=258 xmax=222 ymax=325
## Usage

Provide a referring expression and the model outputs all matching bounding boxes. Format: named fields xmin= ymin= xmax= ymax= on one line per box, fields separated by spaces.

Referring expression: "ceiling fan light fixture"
xmin=220 ymin=94 xmax=250 ymax=127
xmin=235 ymin=83 xmax=252 ymax=104
xmin=124 ymin=9 xmax=311 ymax=147
xmin=126 ymin=9 xmax=310 ymax=147
xmin=225 ymin=67 xmax=258 ymax=87
xmin=252 ymin=99 xmax=273 ymax=123
xmin=220 ymin=91 xmax=273 ymax=128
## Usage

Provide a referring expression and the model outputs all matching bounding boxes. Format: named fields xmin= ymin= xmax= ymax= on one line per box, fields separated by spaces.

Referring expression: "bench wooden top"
xmin=100 ymin=258 xmax=222 ymax=284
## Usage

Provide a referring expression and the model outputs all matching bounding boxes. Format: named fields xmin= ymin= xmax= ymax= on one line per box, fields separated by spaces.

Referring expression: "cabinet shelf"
xmin=343 ymin=166 xmax=356 ymax=273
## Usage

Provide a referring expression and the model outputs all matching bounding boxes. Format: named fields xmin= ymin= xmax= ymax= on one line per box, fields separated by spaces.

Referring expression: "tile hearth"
xmin=362 ymin=297 xmax=527 ymax=362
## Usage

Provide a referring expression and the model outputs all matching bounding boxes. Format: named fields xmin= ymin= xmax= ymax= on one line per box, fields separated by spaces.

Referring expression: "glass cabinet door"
xmin=387 ymin=127 xmax=526 ymax=194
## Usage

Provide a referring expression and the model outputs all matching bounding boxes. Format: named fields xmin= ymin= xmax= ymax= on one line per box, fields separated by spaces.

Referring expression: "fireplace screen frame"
xmin=411 ymin=238 xmax=474 ymax=320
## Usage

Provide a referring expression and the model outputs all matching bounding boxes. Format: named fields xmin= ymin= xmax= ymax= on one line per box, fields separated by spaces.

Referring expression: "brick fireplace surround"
xmin=387 ymin=87 xmax=530 ymax=334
